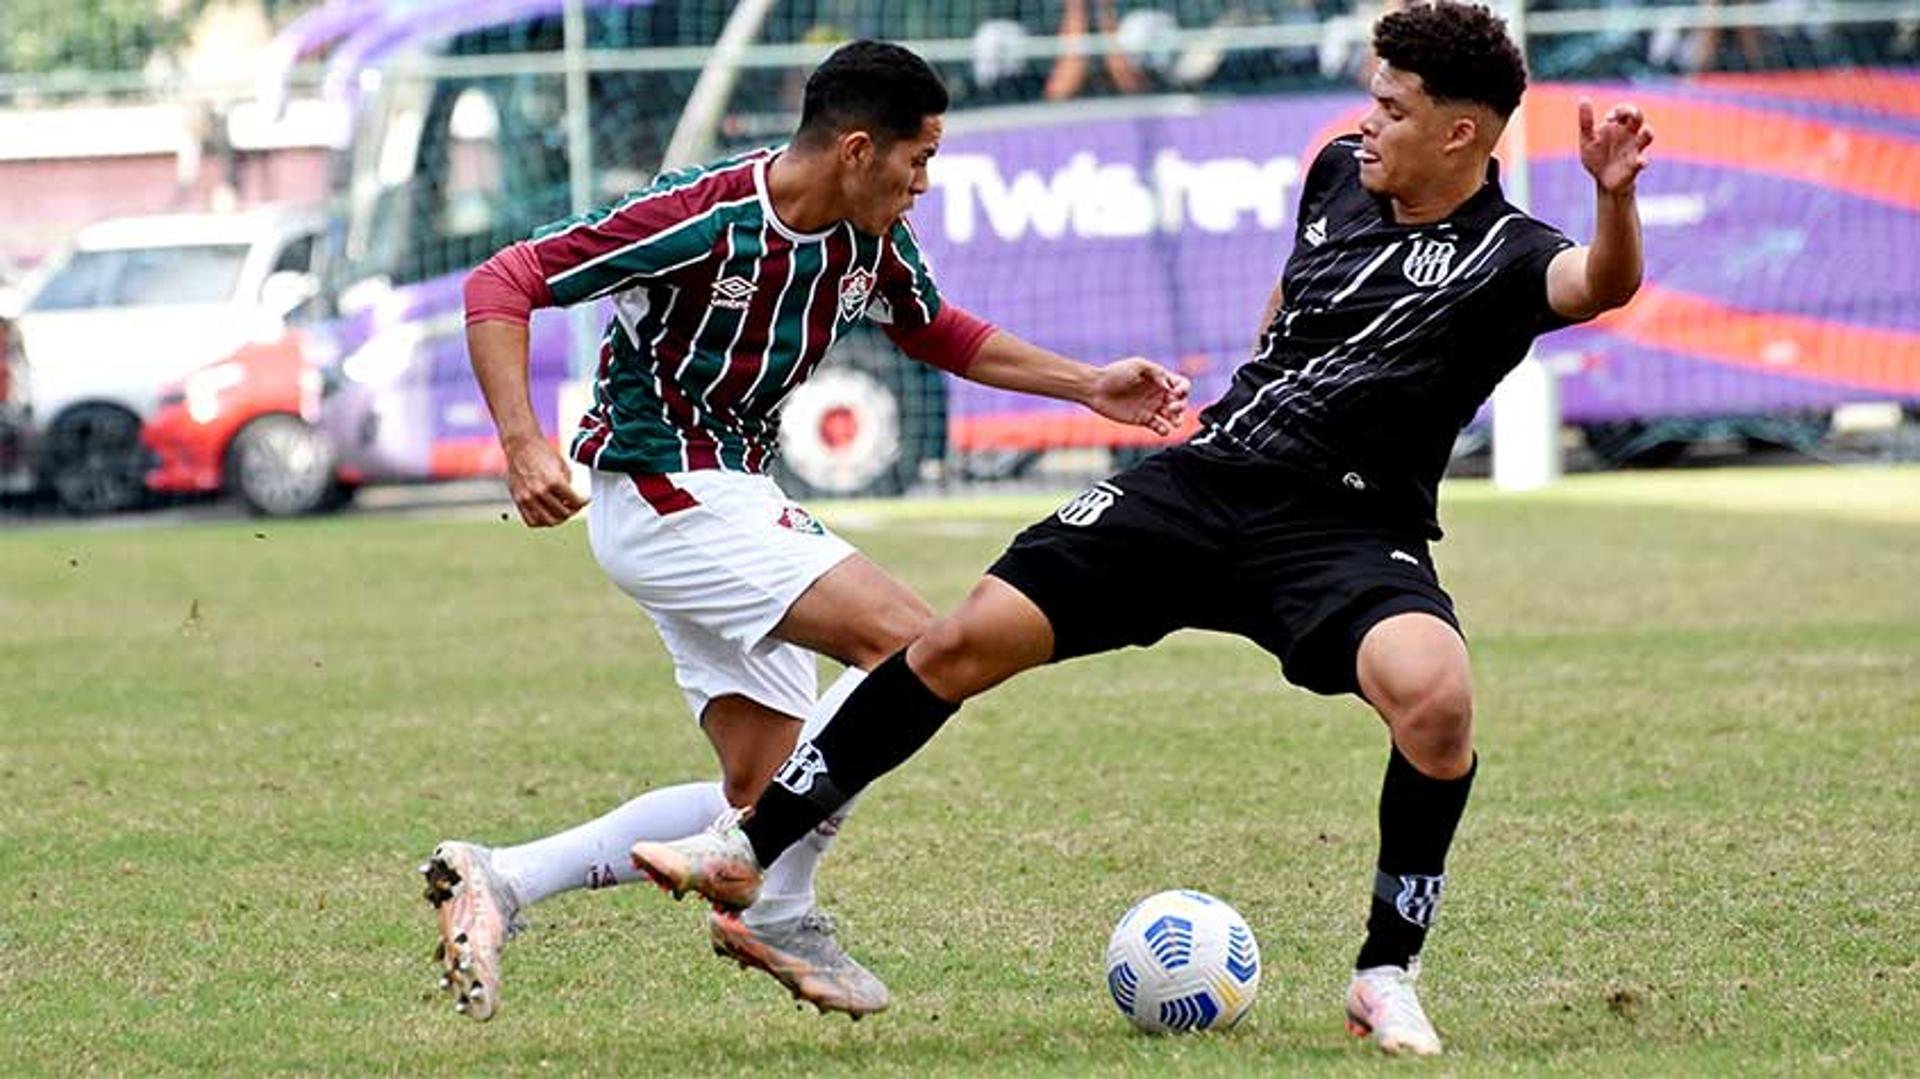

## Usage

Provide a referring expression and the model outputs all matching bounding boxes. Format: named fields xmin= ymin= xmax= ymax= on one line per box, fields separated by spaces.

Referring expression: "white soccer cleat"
xmin=1345 ymin=960 xmax=1444 ymax=1056
xmin=629 ymin=809 xmax=764 ymax=911
xmin=421 ymin=841 xmax=522 ymax=1022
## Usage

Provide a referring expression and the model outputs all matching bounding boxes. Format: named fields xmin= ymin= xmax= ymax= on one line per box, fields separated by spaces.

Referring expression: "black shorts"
xmin=988 ymin=446 xmax=1459 ymax=697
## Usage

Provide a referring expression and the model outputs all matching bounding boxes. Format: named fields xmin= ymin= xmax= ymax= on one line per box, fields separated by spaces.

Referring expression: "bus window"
xmin=443 ymin=87 xmax=504 ymax=240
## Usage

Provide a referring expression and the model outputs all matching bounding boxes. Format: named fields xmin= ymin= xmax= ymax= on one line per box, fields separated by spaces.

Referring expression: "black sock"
xmin=743 ymin=649 xmax=959 ymax=867
xmin=1355 ymin=745 xmax=1477 ymax=971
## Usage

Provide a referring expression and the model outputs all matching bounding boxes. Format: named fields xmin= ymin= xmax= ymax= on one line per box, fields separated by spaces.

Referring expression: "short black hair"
xmin=796 ymin=40 xmax=949 ymax=149
xmin=1374 ymin=2 xmax=1528 ymax=119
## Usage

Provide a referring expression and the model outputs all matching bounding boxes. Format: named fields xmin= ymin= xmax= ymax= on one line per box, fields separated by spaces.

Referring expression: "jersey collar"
xmin=1371 ymin=157 xmax=1508 ymax=231
xmin=755 ymin=149 xmax=840 ymax=244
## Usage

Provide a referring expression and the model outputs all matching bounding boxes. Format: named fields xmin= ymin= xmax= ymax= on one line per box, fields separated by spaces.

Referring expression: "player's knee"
xmin=907 ymin=613 xmax=1014 ymax=702
xmin=880 ymin=592 xmax=937 ymax=651
xmin=847 ymin=593 xmax=936 ymax=669
xmin=908 ymin=614 xmax=975 ymax=685
xmin=1389 ymin=676 xmax=1474 ymax=774
xmin=719 ymin=764 xmax=768 ymax=807
xmin=905 ymin=578 xmax=1052 ymax=701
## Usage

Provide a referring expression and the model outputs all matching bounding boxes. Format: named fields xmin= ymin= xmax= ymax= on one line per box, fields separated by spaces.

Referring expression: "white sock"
xmin=743 ymin=667 xmax=867 ymax=928
xmin=491 ymin=781 xmax=729 ymax=906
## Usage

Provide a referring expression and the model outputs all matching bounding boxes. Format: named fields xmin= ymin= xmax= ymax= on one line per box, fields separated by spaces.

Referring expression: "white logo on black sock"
xmin=1392 ymin=873 xmax=1446 ymax=928
xmin=774 ymin=741 xmax=828 ymax=796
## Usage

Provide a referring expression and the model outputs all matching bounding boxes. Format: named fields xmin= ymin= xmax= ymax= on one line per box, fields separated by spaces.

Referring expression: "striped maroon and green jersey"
xmin=523 ymin=147 xmax=945 ymax=475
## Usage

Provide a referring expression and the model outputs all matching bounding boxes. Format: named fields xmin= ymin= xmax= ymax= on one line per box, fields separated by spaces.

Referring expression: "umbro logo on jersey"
xmin=1304 ymin=216 xmax=1328 ymax=246
xmin=711 ymin=276 xmax=757 ymax=309
xmin=1402 ymin=240 xmax=1456 ymax=287
xmin=1390 ymin=549 xmax=1420 ymax=567
xmin=838 ymin=267 xmax=876 ymax=321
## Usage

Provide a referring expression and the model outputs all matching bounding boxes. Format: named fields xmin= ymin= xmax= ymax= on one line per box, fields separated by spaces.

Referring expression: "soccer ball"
xmin=1104 ymin=890 xmax=1261 ymax=1034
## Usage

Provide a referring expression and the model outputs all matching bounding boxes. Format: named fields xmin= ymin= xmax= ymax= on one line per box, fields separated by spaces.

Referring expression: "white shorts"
xmin=587 ymin=468 xmax=856 ymax=723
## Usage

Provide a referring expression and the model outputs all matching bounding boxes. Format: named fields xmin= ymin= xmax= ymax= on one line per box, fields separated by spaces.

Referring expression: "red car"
xmin=143 ymin=332 xmax=352 ymax=515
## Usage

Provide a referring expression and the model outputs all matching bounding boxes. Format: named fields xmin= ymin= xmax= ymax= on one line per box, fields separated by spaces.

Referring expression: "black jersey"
xmin=1192 ymin=135 xmax=1577 ymax=538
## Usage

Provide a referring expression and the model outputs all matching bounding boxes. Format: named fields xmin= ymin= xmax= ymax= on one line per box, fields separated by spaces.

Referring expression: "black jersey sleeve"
xmin=1500 ymin=222 xmax=1579 ymax=334
xmin=1293 ymin=135 xmax=1361 ymax=244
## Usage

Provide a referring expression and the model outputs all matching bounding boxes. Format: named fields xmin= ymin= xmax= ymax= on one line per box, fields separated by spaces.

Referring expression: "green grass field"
xmin=3 ymin=466 xmax=1916 ymax=1075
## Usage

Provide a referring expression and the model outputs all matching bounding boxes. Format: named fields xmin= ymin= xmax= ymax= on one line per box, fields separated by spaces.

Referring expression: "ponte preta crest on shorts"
xmin=1057 ymin=482 xmax=1123 ymax=526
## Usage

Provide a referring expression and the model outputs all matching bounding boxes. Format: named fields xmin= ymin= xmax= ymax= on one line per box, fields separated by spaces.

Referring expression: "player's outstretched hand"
xmin=505 ymin=437 xmax=589 ymax=527
xmin=1089 ymin=358 xmax=1191 ymax=436
xmin=1578 ymin=99 xmax=1653 ymax=195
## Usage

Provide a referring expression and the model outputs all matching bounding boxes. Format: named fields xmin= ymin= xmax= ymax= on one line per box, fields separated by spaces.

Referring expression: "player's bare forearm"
xmin=468 ymin=319 xmax=587 ymax=527
xmin=963 ymin=329 xmax=1190 ymax=435
xmin=1549 ymin=99 xmax=1653 ymax=320
xmin=962 ymin=329 xmax=1099 ymax=406
xmin=1584 ymin=186 xmax=1644 ymax=310
xmin=467 ymin=320 xmax=544 ymax=450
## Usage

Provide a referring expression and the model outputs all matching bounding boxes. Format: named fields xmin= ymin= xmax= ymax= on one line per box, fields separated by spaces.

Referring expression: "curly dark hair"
xmin=1373 ymin=2 xmax=1528 ymax=119
xmin=797 ymin=40 xmax=949 ymax=149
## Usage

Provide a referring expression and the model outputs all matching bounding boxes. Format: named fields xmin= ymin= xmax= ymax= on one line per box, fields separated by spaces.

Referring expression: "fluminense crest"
xmin=837 ymin=267 xmax=876 ymax=321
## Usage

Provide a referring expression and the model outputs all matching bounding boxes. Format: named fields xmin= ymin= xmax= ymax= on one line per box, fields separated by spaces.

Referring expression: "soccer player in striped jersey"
xmin=635 ymin=2 xmax=1652 ymax=1055
xmin=423 ymin=40 xmax=1189 ymax=1022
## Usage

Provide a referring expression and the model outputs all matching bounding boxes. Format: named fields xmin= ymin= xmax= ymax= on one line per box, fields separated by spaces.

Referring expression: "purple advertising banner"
xmin=913 ymin=74 xmax=1920 ymax=447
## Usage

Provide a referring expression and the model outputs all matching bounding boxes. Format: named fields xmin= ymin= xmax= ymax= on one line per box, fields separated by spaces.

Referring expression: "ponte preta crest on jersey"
xmin=1401 ymin=240 xmax=1456 ymax=287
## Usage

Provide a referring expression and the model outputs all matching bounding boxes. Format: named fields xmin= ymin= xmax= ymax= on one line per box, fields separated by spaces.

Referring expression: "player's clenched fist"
xmin=505 ymin=437 xmax=588 ymax=527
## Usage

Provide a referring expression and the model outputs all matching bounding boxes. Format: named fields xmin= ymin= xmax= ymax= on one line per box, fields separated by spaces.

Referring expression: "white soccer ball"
xmin=1104 ymin=889 xmax=1261 ymax=1034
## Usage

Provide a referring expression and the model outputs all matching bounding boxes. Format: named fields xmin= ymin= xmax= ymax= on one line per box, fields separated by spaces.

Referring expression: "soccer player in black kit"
xmin=635 ymin=0 xmax=1653 ymax=1055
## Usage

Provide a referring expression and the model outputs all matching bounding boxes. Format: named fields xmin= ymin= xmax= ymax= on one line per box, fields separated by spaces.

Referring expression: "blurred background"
xmin=0 ymin=0 xmax=1915 ymax=520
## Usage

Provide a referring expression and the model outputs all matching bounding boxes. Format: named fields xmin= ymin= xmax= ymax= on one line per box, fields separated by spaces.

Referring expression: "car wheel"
xmin=776 ymin=341 xmax=941 ymax=499
xmin=228 ymin=413 xmax=341 ymax=517
xmin=43 ymin=403 xmax=149 ymax=515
